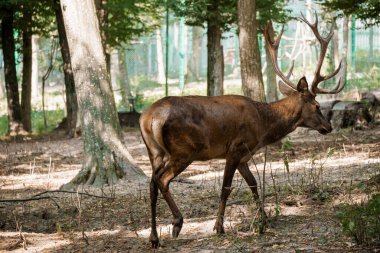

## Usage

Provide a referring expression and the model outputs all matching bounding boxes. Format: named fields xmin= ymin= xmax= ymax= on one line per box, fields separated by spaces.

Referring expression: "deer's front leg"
xmin=214 ymin=159 xmax=239 ymax=234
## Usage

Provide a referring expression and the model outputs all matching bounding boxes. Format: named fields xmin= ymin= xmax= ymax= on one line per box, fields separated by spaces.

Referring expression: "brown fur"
xmin=139 ymin=78 xmax=333 ymax=248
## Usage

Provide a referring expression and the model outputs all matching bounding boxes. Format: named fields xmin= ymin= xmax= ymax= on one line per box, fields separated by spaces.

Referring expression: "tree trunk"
xmin=21 ymin=8 xmax=33 ymax=132
xmin=31 ymin=35 xmax=39 ymax=98
xmin=238 ymin=0 xmax=265 ymax=102
xmin=60 ymin=0 xmax=146 ymax=189
xmin=155 ymin=29 xmax=166 ymax=84
xmin=117 ymin=48 xmax=133 ymax=110
xmin=95 ymin=0 xmax=111 ymax=75
xmin=0 ymin=71 xmax=4 ymax=99
xmin=54 ymin=0 xmax=78 ymax=137
xmin=332 ymin=18 xmax=340 ymax=72
xmin=1 ymin=9 xmax=24 ymax=135
xmin=188 ymin=26 xmax=202 ymax=82
xmin=264 ymin=21 xmax=277 ymax=102
xmin=342 ymin=16 xmax=349 ymax=82
xmin=206 ymin=0 xmax=224 ymax=96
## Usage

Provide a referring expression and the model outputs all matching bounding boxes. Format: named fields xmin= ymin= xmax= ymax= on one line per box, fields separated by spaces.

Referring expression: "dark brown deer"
xmin=139 ymin=15 xmax=345 ymax=248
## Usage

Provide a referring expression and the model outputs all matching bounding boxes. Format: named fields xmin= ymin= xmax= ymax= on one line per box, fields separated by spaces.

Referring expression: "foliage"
xmin=336 ymin=194 xmax=380 ymax=245
xmin=320 ymin=0 xmax=380 ymax=27
xmin=102 ymin=0 xmax=161 ymax=49
xmin=165 ymin=0 xmax=291 ymax=31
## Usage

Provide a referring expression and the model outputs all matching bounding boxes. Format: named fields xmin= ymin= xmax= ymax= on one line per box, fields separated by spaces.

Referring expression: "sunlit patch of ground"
xmin=0 ymin=126 xmax=379 ymax=252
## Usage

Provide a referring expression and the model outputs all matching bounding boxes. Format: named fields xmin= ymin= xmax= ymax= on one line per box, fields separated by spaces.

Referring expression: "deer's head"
xmin=264 ymin=15 xmax=345 ymax=134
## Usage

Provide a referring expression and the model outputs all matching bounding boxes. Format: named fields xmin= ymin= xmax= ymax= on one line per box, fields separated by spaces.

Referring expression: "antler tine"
xmin=263 ymin=21 xmax=297 ymax=91
xmin=300 ymin=13 xmax=341 ymax=95
xmin=313 ymin=61 xmax=345 ymax=94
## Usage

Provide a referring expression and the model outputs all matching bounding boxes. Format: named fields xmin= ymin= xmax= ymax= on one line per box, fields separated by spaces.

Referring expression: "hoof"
xmin=213 ymin=219 xmax=225 ymax=234
xmin=150 ymin=239 xmax=159 ymax=249
xmin=172 ymin=217 xmax=183 ymax=238
xmin=150 ymin=234 xmax=159 ymax=249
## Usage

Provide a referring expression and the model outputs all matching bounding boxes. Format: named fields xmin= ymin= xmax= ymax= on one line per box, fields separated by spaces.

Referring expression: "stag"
xmin=139 ymin=14 xmax=345 ymax=248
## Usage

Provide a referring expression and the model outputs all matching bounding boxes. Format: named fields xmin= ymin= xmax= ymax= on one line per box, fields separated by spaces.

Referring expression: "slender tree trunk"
xmin=264 ymin=21 xmax=277 ymax=102
xmin=188 ymin=26 xmax=202 ymax=81
xmin=342 ymin=16 xmax=349 ymax=82
xmin=206 ymin=0 xmax=224 ymax=96
xmin=0 ymin=71 xmax=4 ymax=99
xmin=238 ymin=0 xmax=265 ymax=102
xmin=117 ymin=48 xmax=133 ymax=110
xmin=155 ymin=29 xmax=166 ymax=84
xmin=31 ymin=35 xmax=39 ymax=98
xmin=1 ymin=10 xmax=24 ymax=135
xmin=60 ymin=0 xmax=145 ymax=189
xmin=54 ymin=0 xmax=78 ymax=137
xmin=21 ymin=8 xmax=33 ymax=132
xmin=332 ymin=18 xmax=340 ymax=71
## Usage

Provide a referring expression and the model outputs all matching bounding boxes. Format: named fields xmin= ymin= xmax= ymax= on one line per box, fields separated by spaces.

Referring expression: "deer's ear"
xmin=297 ymin=77 xmax=309 ymax=93
xmin=279 ymin=81 xmax=297 ymax=97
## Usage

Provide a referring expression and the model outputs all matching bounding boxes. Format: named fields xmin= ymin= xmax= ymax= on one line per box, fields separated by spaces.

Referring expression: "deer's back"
xmin=140 ymin=95 xmax=263 ymax=161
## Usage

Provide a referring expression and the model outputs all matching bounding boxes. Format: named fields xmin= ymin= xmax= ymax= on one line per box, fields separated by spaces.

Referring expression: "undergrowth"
xmin=336 ymin=193 xmax=380 ymax=246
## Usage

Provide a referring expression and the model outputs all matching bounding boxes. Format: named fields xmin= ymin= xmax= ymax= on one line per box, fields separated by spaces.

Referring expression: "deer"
xmin=139 ymin=14 xmax=345 ymax=248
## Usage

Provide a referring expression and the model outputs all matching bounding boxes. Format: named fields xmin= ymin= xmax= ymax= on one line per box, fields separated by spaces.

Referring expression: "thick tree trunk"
xmin=117 ymin=49 xmax=133 ymax=110
xmin=206 ymin=0 xmax=224 ymax=96
xmin=21 ymin=8 xmax=33 ymax=132
xmin=1 ymin=10 xmax=24 ymax=135
xmin=238 ymin=0 xmax=265 ymax=102
xmin=95 ymin=0 xmax=111 ymax=75
xmin=188 ymin=26 xmax=202 ymax=81
xmin=54 ymin=0 xmax=78 ymax=137
xmin=264 ymin=21 xmax=277 ymax=102
xmin=60 ymin=0 xmax=145 ymax=189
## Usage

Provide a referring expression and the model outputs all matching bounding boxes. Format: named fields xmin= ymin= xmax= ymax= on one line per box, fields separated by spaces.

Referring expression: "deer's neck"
xmin=259 ymin=95 xmax=302 ymax=145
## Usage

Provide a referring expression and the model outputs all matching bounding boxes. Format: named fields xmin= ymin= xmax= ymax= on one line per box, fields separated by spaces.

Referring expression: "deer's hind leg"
xmin=146 ymin=146 xmax=165 ymax=248
xmin=153 ymin=158 xmax=191 ymax=238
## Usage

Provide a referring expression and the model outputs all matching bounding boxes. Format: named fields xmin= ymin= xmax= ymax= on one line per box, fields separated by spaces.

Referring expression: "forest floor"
xmin=0 ymin=124 xmax=379 ymax=253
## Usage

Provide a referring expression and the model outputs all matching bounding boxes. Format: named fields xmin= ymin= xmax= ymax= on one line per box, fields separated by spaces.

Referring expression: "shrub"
xmin=336 ymin=194 xmax=380 ymax=246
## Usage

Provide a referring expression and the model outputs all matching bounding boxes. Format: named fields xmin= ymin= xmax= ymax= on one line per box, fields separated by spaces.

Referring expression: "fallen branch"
xmin=0 ymin=190 xmax=114 ymax=206
xmin=0 ymin=196 xmax=60 ymax=208
xmin=32 ymin=190 xmax=115 ymax=199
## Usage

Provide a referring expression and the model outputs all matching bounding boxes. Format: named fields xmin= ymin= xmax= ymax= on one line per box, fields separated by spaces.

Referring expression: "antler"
xmin=299 ymin=13 xmax=345 ymax=95
xmin=263 ymin=20 xmax=297 ymax=92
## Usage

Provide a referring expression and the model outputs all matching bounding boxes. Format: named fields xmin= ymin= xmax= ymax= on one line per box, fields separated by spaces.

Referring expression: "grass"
xmin=0 ymin=109 xmax=65 ymax=136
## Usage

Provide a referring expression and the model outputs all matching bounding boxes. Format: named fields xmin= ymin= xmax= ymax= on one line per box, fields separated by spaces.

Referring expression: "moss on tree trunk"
xmin=60 ymin=0 xmax=146 ymax=190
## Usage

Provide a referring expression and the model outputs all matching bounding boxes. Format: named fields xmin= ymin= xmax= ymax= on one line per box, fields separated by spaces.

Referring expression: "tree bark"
xmin=21 ymin=8 xmax=33 ymax=132
xmin=94 ymin=0 xmax=111 ymax=75
xmin=117 ymin=49 xmax=133 ymax=110
xmin=155 ymin=29 xmax=166 ymax=84
xmin=54 ymin=0 xmax=78 ymax=137
xmin=264 ymin=21 xmax=277 ymax=102
xmin=188 ymin=26 xmax=202 ymax=81
xmin=206 ymin=0 xmax=224 ymax=96
xmin=1 ymin=9 xmax=24 ymax=135
xmin=60 ymin=0 xmax=146 ymax=189
xmin=238 ymin=0 xmax=265 ymax=102
xmin=31 ymin=35 xmax=39 ymax=98
xmin=342 ymin=16 xmax=349 ymax=82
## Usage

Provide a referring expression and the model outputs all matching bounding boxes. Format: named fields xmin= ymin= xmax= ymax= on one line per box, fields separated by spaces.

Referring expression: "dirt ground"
xmin=0 ymin=125 xmax=379 ymax=252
